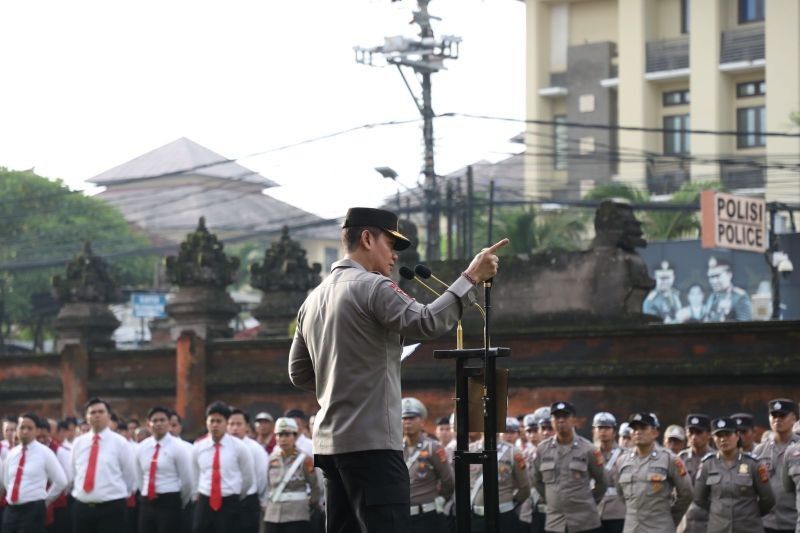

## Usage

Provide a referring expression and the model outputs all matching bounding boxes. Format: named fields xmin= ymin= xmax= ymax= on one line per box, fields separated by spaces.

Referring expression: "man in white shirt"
xmin=70 ymin=397 xmax=137 ymax=533
xmin=192 ymin=402 xmax=254 ymax=533
xmin=136 ymin=406 xmax=193 ymax=533
xmin=1 ymin=413 xmax=68 ymax=533
xmin=226 ymin=409 xmax=267 ymax=533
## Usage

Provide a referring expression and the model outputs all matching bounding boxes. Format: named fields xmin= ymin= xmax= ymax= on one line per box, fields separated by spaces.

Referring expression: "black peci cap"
xmin=342 ymin=208 xmax=411 ymax=251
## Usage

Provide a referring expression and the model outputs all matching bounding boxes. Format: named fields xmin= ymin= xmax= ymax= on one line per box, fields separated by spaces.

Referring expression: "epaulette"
xmin=701 ymin=453 xmax=715 ymax=463
xmin=742 ymin=452 xmax=758 ymax=462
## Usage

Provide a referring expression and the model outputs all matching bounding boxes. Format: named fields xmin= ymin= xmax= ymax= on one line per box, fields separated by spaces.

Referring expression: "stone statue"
xmin=250 ymin=226 xmax=321 ymax=292
xmin=165 ymin=217 xmax=240 ymax=287
xmin=52 ymin=241 xmax=121 ymax=304
xmin=592 ymin=201 xmax=647 ymax=252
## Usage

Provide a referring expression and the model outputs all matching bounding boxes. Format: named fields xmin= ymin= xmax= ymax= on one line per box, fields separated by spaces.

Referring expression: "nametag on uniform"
xmin=739 ymin=463 xmax=749 ymax=475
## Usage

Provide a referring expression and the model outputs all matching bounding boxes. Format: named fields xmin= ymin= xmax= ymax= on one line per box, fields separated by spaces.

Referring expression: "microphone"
xmin=414 ymin=264 xmax=486 ymax=320
xmin=399 ymin=266 xmax=441 ymax=299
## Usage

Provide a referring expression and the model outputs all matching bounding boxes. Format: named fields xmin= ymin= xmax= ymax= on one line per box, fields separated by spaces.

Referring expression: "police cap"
xmin=686 ymin=414 xmax=711 ymax=431
xmin=342 ymin=207 xmax=411 ymax=251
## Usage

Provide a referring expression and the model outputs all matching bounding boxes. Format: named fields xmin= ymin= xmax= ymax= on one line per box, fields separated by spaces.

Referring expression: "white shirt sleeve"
xmin=121 ymin=441 xmax=138 ymax=494
xmin=44 ymin=448 xmax=68 ymax=506
xmin=237 ymin=440 xmax=254 ymax=500
xmin=175 ymin=442 xmax=194 ymax=506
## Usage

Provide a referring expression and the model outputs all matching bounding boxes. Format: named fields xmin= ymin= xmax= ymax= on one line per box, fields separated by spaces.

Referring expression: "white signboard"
xmin=701 ymin=190 xmax=767 ymax=253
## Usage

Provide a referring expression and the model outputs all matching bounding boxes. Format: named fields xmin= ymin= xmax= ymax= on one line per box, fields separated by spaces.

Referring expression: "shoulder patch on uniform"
xmin=514 ymin=451 xmax=526 ymax=470
xmin=304 ymin=456 xmax=314 ymax=473
xmin=701 ymin=454 xmax=715 ymax=463
xmin=388 ymin=281 xmax=415 ymax=301
xmin=592 ymin=449 xmax=604 ymax=466
xmin=674 ymin=457 xmax=687 ymax=477
xmin=757 ymin=463 xmax=769 ymax=483
xmin=435 ymin=446 xmax=447 ymax=463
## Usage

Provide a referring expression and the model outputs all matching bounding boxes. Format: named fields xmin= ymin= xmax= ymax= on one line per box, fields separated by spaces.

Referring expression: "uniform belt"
xmin=410 ymin=502 xmax=437 ymax=516
xmin=276 ymin=492 xmax=307 ymax=502
xmin=605 ymin=487 xmax=618 ymax=497
xmin=473 ymin=501 xmax=515 ymax=516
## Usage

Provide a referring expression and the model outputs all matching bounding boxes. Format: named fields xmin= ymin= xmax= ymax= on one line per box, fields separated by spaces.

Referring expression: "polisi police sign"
xmin=701 ymin=191 xmax=766 ymax=253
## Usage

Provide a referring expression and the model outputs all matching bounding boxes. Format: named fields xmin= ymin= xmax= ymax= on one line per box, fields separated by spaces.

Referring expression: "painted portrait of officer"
xmin=643 ymin=261 xmax=682 ymax=323
xmin=703 ymin=257 xmax=752 ymax=322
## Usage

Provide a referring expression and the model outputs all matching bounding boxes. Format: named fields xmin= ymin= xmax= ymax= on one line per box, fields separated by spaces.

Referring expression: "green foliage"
xmin=0 ymin=168 xmax=155 ymax=338
xmin=492 ymin=206 xmax=586 ymax=255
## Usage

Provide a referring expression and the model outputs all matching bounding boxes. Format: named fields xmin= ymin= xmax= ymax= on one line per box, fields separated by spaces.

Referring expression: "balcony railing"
xmin=721 ymin=25 xmax=765 ymax=64
xmin=646 ymin=37 xmax=689 ymax=73
xmin=720 ymin=159 xmax=765 ymax=190
xmin=646 ymin=158 xmax=691 ymax=195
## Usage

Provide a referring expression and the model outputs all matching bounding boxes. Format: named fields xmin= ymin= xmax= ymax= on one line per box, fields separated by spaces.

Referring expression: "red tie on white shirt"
xmin=209 ymin=442 xmax=222 ymax=511
xmin=147 ymin=443 xmax=160 ymax=501
xmin=83 ymin=434 xmax=100 ymax=493
xmin=10 ymin=445 xmax=26 ymax=503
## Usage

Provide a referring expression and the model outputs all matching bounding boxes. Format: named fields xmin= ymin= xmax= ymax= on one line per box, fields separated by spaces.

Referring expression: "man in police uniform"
xmin=643 ymin=261 xmax=682 ymax=323
xmin=593 ymin=412 xmax=626 ymax=533
xmin=781 ymin=431 xmax=800 ymax=533
xmin=677 ymin=414 xmax=712 ymax=533
xmin=615 ymin=412 xmax=692 ymax=533
xmin=755 ymin=399 xmax=800 ymax=533
xmin=401 ymin=397 xmax=454 ymax=533
xmin=703 ymin=257 xmax=752 ymax=322
xmin=289 ymin=207 xmax=507 ymax=533
xmin=695 ymin=417 xmax=775 ymax=533
xmin=469 ymin=420 xmax=530 ymax=533
xmin=663 ymin=425 xmax=687 ymax=456
xmin=731 ymin=413 xmax=757 ymax=453
xmin=532 ymin=401 xmax=606 ymax=533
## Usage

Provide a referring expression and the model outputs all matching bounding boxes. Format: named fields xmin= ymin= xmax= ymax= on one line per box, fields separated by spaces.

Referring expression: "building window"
xmin=324 ymin=247 xmax=339 ymax=272
xmin=736 ymin=80 xmax=765 ymax=98
xmin=663 ymin=90 xmax=690 ymax=106
xmin=663 ymin=115 xmax=690 ymax=155
xmin=739 ymin=0 xmax=764 ymax=23
xmin=553 ymin=115 xmax=568 ymax=170
xmin=681 ymin=0 xmax=690 ymax=34
xmin=737 ymin=106 xmax=766 ymax=148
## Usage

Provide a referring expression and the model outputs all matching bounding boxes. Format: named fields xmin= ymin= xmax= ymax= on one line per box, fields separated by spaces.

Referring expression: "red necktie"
xmin=209 ymin=442 xmax=222 ymax=511
xmin=10 ymin=445 xmax=26 ymax=503
xmin=147 ymin=442 xmax=161 ymax=501
xmin=83 ymin=434 xmax=100 ymax=493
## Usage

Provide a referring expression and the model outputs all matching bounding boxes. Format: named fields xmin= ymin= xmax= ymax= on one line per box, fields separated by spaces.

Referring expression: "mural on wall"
xmin=639 ymin=234 xmax=799 ymax=323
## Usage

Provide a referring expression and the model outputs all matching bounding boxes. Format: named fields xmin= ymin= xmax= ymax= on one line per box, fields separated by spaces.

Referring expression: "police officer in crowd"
xmin=401 ymin=398 xmax=454 ymax=533
xmin=593 ymin=412 xmax=626 ymax=533
xmin=731 ymin=413 xmax=757 ymax=453
xmin=288 ymin=207 xmax=507 ymax=533
xmin=532 ymin=401 xmax=606 ymax=533
xmin=227 ymin=408 xmax=269 ymax=533
xmin=781 ymin=435 xmax=800 ymax=533
xmin=663 ymin=426 xmax=687 ymax=456
xmin=615 ymin=412 xmax=692 ymax=533
xmin=469 ymin=419 xmax=529 ymax=533
xmin=678 ymin=414 xmax=712 ymax=533
xmin=618 ymin=424 xmax=633 ymax=450
xmin=754 ymin=399 xmax=800 ymax=533
xmin=519 ymin=410 xmax=547 ymax=533
xmin=263 ymin=417 xmax=319 ymax=533
xmin=694 ymin=417 xmax=774 ymax=533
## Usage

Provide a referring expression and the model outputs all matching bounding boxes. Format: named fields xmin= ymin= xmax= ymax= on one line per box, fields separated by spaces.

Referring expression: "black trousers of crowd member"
xmin=765 ymin=529 xmax=796 ymax=533
xmin=529 ymin=509 xmax=546 ymax=533
xmin=409 ymin=510 xmax=442 ymax=533
xmin=599 ymin=519 xmax=624 ymax=533
xmin=471 ymin=510 xmax=523 ymax=533
xmin=193 ymin=495 xmax=240 ymax=533
xmin=264 ymin=521 xmax=312 ymax=533
xmin=240 ymin=493 xmax=261 ymax=533
xmin=138 ymin=492 xmax=182 ymax=533
xmin=3 ymin=501 xmax=46 ymax=533
xmin=73 ymin=499 xmax=127 ymax=533
xmin=315 ymin=450 xmax=410 ymax=533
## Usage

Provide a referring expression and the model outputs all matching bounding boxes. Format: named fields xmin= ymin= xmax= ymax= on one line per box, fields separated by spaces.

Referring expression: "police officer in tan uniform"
xmin=755 ymin=399 xmax=800 ymax=533
xmin=781 ymin=438 xmax=800 ymax=533
xmin=694 ymin=417 xmax=774 ymax=533
xmin=401 ymin=398 xmax=454 ymax=533
xmin=520 ymin=411 xmax=548 ymax=533
xmin=593 ymin=412 xmax=626 ymax=533
xmin=264 ymin=417 xmax=320 ymax=533
xmin=468 ymin=420 xmax=530 ymax=533
xmin=532 ymin=401 xmax=607 ymax=533
xmin=289 ymin=207 xmax=507 ymax=533
xmin=615 ymin=412 xmax=693 ymax=533
xmin=678 ymin=414 xmax=712 ymax=533
xmin=730 ymin=413 xmax=756 ymax=454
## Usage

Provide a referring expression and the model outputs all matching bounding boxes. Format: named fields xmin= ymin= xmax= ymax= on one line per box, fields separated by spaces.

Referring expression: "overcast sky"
xmin=0 ymin=0 xmax=525 ymax=219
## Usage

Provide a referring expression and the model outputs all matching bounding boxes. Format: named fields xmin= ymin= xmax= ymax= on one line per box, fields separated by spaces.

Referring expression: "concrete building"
xmin=524 ymin=0 xmax=800 ymax=209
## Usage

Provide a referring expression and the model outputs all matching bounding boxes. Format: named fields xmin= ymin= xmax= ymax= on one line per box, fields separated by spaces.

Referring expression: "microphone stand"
xmin=481 ymin=277 xmax=499 ymax=533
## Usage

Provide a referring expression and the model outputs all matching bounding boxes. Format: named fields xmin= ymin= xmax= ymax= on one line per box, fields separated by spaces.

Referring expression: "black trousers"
xmin=264 ymin=522 xmax=312 ymax=533
xmin=599 ymin=519 xmax=624 ymax=533
xmin=73 ymin=499 xmax=126 ymax=533
xmin=3 ymin=501 xmax=46 ymax=533
xmin=193 ymin=495 xmax=240 ymax=533
xmin=315 ymin=450 xmax=410 ymax=533
xmin=471 ymin=510 xmax=522 ymax=533
xmin=138 ymin=492 xmax=182 ymax=533
xmin=240 ymin=494 xmax=261 ymax=533
xmin=409 ymin=510 xmax=442 ymax=533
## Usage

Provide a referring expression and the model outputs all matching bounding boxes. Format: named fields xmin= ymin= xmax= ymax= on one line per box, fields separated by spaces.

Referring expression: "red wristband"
xmin=461 ymin=271 xmax=478 ymax=286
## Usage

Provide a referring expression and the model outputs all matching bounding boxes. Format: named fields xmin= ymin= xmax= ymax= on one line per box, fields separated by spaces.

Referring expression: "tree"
xmin=492 ymin=206 xmax=586 ymax=256
xmin=0 ymin=168 xmax=155 ymax=347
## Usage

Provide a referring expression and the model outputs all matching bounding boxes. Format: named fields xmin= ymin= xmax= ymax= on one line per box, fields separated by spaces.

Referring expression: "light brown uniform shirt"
xmin=598 ymin=444 xmax=627 ymax=521
xmin=781 ymin=442 xmax=800 ymax=533
xmin=677 ymin=447 xmax=711 ymax=533
xmin=615 ymin=446 xmax=693 ymax=533
xmin=404 ymin=435 xmax=454 ymax=505
xmin=469 ymin=440 xmax=530 ymax=508
xmin=264 ymin=447 xmax=319 ymax=524
xmin=694 ymin=452 xmax=774 ymax=533
xmin=289 ymin=258 xmax=475 ymax=455
xmin=533 ymin=434 xmax=607 ymax=533
xmin=755 ymin=434 xmax=800 ymax=531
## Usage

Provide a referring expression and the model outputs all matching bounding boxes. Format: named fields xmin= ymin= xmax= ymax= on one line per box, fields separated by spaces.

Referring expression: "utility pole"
xmin=355 ymin=0 xmax=461 ymax=261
